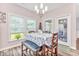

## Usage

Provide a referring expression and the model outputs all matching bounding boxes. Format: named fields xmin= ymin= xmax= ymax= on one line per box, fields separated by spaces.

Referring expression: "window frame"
xmin=26 ymin=19 xmax=37 ymax=32
xmin=8 ymin=13 xmax=37 ymax=42
xmin=8 ymin=13 xmax=26 ymax=42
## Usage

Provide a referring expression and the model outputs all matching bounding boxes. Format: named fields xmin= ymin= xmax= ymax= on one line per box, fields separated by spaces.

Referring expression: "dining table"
xmin=23 ymin=32 xmax=58 ymax=56
xmin=26 ymin=33 xmax=52 ymax=47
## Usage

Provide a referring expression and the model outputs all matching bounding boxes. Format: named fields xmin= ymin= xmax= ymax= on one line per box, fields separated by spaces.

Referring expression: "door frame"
xmin=57 ymin=16 xmax=71 ymax=47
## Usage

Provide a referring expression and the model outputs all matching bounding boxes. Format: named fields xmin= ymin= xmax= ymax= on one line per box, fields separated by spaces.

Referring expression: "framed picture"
xmin=0 ymin=11 xmax=6 ymax=23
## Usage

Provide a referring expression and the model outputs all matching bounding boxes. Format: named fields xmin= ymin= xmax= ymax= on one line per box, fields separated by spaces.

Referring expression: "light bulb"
xmin=45 ymin=6 xmax=48 ymax=11
xmin=34 ymin=5 xmax=38 ymax=10
xmin=42 ymin=10 xmax=45 ymax=14
xmin=40 ymin=3 xmax=43 ymax=9
xmin=36 ymin=9 xmax=39 ymax=14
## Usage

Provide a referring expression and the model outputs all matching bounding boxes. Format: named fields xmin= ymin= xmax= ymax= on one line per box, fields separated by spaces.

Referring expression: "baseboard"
xmin=58 ymin=41 xmax=69 ymax=46
xmin=58 ymin=41 xmax=76 ymax=50
xmin=70 ymin=46 xmax=76 ymax=50
xmin=0 ymin=43 xmax=21 ymax=51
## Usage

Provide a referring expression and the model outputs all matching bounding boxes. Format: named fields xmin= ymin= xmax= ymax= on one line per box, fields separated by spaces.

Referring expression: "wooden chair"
xmin=36 ymin=44 xmax=49 ymax=56
xmin=21 ymin=40 xmax=41 ymax=56
xmin=51 ymin=33 xmax=58 ymax=56
xmin=45 ymin=33 xmax=58 ymax=56
xmin=38 ymin=33 xmax=58 ymax=56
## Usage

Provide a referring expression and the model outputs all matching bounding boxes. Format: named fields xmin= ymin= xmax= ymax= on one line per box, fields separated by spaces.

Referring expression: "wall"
xmin=75 ymin=4 xmax=79 ymax=49
xmin=76 ymin=4 xmax=79 ymax=37
xmin=0 ymin=3 xmax=40 ymax=49
xmin=42 ymin=4 xmax=77 ymax=49
xmin=0 ymin=3 xmax=77 ymax=50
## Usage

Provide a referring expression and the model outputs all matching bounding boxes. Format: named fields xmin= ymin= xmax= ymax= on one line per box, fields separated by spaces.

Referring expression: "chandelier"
xmin=34 ymin=3 xmax=48 ymax=18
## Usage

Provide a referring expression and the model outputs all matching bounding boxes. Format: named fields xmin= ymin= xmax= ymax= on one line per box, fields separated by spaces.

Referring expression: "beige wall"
xmin=0 ymin=3 xmax=41 ymax=49
xmin=76 ymin=4 xmax=79 ymax=34
xmin=42 ymin=4 xmax=77 ymax=49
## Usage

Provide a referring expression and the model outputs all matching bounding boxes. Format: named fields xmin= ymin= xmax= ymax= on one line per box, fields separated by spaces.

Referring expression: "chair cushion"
xmin=22 ymin=40 xmax=40 ymax=52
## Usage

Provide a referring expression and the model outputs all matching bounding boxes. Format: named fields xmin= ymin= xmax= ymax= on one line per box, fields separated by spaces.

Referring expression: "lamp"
xmin=34 ymin=3 xmax=48 ymax=18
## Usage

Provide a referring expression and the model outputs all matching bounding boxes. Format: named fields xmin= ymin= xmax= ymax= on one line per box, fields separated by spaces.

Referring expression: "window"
xmin=26 ymin=20 xmax=36 ymax=32
xmin=45 ymin=20 xmax=52 ymax=32
xmin=10 ymin=15 xmax=25 ymax=41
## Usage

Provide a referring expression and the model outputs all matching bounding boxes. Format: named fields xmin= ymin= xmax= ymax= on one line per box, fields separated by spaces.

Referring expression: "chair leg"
xmin=21 ymin=43 xmax=23 ymax=56
xmin=51 ymin=48 xmax=54 ymax=56
xmin=36 ymin=51 xmax=38 ymax=56
xmin=29 ymin=49 xmax=31 ymax=55
xmin=33 ymin=51 xmax=37 ymax=56
xmin=25 ymin=48 xmax=28 ymax=54
xmin=55 ymin=48 xmax=57 ymax=56
xmin=47 ymin=48 xmax=49 ymax=56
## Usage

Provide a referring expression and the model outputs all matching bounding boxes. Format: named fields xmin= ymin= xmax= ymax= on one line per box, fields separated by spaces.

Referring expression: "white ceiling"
xmin=17 ymin=3 xmax=68 ymax=13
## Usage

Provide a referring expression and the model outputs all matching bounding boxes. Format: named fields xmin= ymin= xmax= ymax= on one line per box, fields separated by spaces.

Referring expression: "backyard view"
xmin=10 ymin=15 xmax=25 ymax=41
xmin=10 ymin=16 xmax=36 ymax=41
xmin=11 ymin=33 xmax=24 ymax=41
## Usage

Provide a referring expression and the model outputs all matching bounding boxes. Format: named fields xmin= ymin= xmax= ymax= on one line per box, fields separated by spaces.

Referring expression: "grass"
xmin=10 ymin=33 xmax=24 ymax=41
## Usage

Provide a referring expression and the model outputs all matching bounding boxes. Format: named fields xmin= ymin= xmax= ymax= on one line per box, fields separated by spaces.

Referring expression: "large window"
xmin=44 ymin=20 xmax=52 ymax=32
xmin=10 ymin=15 xmax=36 ymax=41
xmin=26 ymin=20 xmax=36 ymax=31
xmin=10 ymin=15 xmax=25 ymax=41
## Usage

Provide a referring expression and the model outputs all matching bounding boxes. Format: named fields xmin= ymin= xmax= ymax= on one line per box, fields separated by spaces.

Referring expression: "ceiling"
xmin=17 ymin=3 xmax=68 ymax=13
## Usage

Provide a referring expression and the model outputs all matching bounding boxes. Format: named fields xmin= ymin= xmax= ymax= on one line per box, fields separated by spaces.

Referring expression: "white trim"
xmin=58 ymin=40 xmax=69 ymax=46
xmin=59 ymin=42 xmax=76 ymax=50
xmin=70 ymin=46 xmax=76 ymax=50
xmin=0 ymin=43 xmax=21 ymax=51
xmin=8 ymin=13 xmax=26 ymax=42
xmin=43 ymin=18 xmax=55 ymax=33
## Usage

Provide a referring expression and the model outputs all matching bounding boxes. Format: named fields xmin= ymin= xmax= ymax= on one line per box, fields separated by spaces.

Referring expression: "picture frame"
xmin=0 ymin=11 xmax=6 ymax=23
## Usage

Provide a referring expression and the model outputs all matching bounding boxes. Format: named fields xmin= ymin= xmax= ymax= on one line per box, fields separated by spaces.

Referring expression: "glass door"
xmin=58 ymin=18 xmax=67 ymax=42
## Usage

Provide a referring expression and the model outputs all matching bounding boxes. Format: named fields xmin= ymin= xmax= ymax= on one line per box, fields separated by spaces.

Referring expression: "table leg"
xmin=21 ymin=43 xmax=23 ymax=56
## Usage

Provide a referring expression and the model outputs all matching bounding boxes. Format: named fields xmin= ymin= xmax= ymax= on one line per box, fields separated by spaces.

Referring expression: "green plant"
xmin=15 ymin=33 xmax=21 ymax=40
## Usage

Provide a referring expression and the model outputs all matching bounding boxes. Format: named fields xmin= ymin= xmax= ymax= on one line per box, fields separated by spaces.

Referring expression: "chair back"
xmin=51 ymin=33 xmax=58 ymax=56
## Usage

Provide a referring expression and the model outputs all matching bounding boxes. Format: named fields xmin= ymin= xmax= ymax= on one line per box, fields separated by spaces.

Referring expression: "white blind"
xmin=26 ymin=20 xmax=36 ymax=31
xmin=10 ymin=15 xmax=25 ymax=33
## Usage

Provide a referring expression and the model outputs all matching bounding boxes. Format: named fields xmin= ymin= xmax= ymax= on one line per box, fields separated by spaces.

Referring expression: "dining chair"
xmin=21 ymin=40 xmax=41 ymax=56
xmin=46 ymin=33 xmax=58 ymax=56
xmin=37 ymin=33 xmax=58 ymax=56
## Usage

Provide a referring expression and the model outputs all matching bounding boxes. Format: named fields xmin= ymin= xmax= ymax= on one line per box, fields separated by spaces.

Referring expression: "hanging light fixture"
xmin=40 ymin=3 xmax=43 ymax=9
xmin=34 ymin=3 xmax=48 ymax=18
